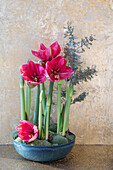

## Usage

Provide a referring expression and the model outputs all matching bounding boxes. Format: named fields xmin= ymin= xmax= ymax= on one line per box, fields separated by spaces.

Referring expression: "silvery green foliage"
xmin=62 ymin=22 xmax=97 ymax=103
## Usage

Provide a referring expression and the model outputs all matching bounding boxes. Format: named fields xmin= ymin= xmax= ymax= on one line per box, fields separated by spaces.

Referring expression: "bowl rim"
xmin=13 ymin=131 xmax=76 ymax=149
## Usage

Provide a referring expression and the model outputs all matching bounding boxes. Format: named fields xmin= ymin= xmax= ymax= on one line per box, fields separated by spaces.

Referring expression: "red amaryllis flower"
xmin=16 ymin=121 xmax=39 ymax=142
xmin=31 ymin=41 xmax=61 ymax=67
xmin=46 ymin=56 xmax=74 ymax=82
xmin=20 ymin=60 xmax=46 ymax=86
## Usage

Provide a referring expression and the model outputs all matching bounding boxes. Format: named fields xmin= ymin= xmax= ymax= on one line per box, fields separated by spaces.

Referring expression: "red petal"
xmin=19 ymin=120 xmax=34 ymax=128
xmin=50 ymin=41 xmax=61 ymax=58
xmin=31 ymin=50 xmax=42 ymax=59
xmin=51 ymin=56 xmax=66 ymax=72
xmin=45 ymin=47 xmax=51 ymax=60
xmin=28 ymin=60 xmax=37 ymax=76
xmin=28 ymin=132 xmax=38 ymax=142
xmin=46 ymin=61 xmax=54 ymax=72
xmin=20 ymin=65 xmax=31 ymax=81
xmin=18 ymin=133 xmax=31 ymax=141
xmin=16 ymin=121 xmax=34 ymax=133
xmin=35 ymin=63 xmax=45 ymax=75
xmin=40 ymin=43 xmax=46 ymax=50
xmin=59 ymin=66 xmax=74 ymax=80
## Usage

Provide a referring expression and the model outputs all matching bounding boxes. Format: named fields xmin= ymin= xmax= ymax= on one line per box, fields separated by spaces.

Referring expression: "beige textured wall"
xmin=0 ymin=0 xmax=113 ymax=144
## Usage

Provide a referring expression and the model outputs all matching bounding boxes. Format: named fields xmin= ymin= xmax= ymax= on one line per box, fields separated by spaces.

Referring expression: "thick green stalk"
xmin=45 ymin=108 xmax=49 ymax=140
xmin=65 ymin=81 xmax=70 ymax=130
xmin=20 ymin=75 xmax=26 ymax=120
xmin=57 ymin=81 xmax=62 ymax=134
xmin=39 ymin=90 xmax=43 ymax=139
xmin=62 ymin=85 xmax=73 ymax=136
xmin=44 ymin=81 xmax=54 ymax=129
xmin=59 ymin=104 xmax=65 ymax=132
xmin=48 ymin=81 xmax=54 ymax=114
xmin=46 ymin=93 xmax=51 ymax=140
xmin=33 ymin=84 xmax=40 ymax=125
xmin=26 ymin=85 xmax=31 ymax=120
xmin=40 ymin=83 xmax=46 ymax=115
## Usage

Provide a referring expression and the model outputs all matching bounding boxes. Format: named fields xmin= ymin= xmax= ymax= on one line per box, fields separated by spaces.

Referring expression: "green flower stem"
xmin=33 ymin=84 xmax=40 ymax=125
xmin=59 ymin=104 xmax=65 ymax=132
xmin=20 ymin=75 xmax=26 ymax=120
xmin=45 ymin=108 xmax=49 ymax=140
xmin=26 ymin=85 xmax=31 ymax=120
xmin=39 ymin=90 xmax=43 ymax=139
xmin=62 ymin=85 xmax=73 ymax=136
xmin=44 ymin=81 xmax=54 ymax=129
xmin=65 ymin=81 xmax=70 ymax=130
xmin=57 ymin=80 xmax=62 ymax=134
xmin=40 ymin=83 xmax=46 ymax=115
xmin=46 ymin=93 xmax=51 ymax=140
xmin=48 ymin=81 xmax=54 ymax=114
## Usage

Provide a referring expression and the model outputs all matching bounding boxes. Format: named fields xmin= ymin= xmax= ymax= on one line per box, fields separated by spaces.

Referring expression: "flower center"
xmin=51 ymin=70 xmax=60 ymax=80
xmin=54 ymin=75 xmax=59 ymax=79
xmin=31 ymin=76 xmax=39 ymax=82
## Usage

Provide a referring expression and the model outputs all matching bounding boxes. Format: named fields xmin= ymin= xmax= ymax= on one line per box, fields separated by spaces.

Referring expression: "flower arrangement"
xmin=14 ymin=22 xmax=96 ymax=146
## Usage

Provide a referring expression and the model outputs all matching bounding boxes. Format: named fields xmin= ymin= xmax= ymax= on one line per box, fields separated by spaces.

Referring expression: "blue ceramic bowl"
xmin=13 ymin=132 xmax=76 ymax=162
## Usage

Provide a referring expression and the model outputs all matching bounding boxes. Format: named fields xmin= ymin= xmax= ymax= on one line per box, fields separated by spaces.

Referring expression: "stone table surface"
xmin=0 ymin=144 xmax=113 ymax=170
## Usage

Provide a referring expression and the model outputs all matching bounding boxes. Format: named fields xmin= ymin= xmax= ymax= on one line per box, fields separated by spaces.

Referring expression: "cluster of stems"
xmin=20 ymin=74 xmax=73 ymax=140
